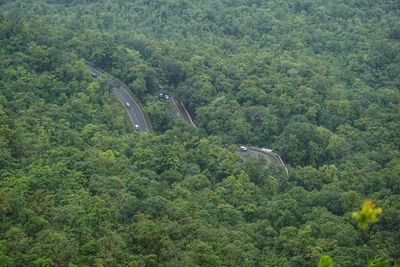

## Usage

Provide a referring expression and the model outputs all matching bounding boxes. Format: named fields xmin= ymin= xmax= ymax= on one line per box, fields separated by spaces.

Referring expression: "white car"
xmin=165 ymin=95 xmax=170 ymax=100
xmin=240 ymin=146 xmax=248 ymax=151
xmin=261 ymin=148 xmax=273 ymax=153
xmin=126 ymin=102 xmax=131 ymax=108
xmin=134 ymin=124 xmax=140 ymax=130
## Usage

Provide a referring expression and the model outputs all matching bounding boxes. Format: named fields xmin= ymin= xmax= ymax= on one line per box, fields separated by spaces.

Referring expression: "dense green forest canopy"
xmin=0 ymin=0 xmax=399 ymax=266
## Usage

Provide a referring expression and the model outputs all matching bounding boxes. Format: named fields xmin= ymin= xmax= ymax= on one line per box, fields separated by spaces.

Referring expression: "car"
xmin=159 ymin=93 xmax=164 ymax=98
xmin=126 ymin=102 xmax=131 ymax=108
xmin=91 ymin=72 xmax=98 ymax=78
xmin=134 ymin=124 xmax=140 ymax=130
xmin=261 ymin=148 xmax=273 ymax=153
xmin=240 ymin=146 xmax=248 ymax=151
xmin=165 ymin=94 xmax=170 ymax=100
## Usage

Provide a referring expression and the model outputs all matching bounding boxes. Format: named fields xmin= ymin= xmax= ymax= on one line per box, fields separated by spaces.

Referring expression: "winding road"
xmin=171 ymin=97 xmax=197 ymax=128
xmin=239 ymin=147 xmax=289 ymax=176
xmin=88 ymin=66 xmax=288 ymax=174
xmin=87 ymin=66 xmax=149 ymax=132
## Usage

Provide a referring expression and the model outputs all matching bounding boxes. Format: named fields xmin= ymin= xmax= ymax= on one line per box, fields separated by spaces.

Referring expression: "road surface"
xmin=171 ymin=97 xmax=197 ymax=128
xmin=87 ymin=66 xmax=149 ymax=132
xmin=238 ymin=147 xmax=289 ymax=176
xmin=88 ymin=67 xmax=287 ymax=174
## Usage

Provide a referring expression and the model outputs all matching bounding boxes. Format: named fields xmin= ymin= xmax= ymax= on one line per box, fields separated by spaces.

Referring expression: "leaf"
xmin=352 ymin=200 xmax=382 ymax=231
xmin=318 ymin=255 xmax=333 ymax=267
xmin=368 ymin=258 xmax=391 ymax=267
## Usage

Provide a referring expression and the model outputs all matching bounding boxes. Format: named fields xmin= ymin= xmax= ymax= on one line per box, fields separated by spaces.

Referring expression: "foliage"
xmin=368 ymin=258 xmax=391 ymax=267
xmin=352 ymin=200 xmax=383 ymax=231
xmin=0 ymin=0 xmax=399 ymax=266
xmin=318 ymin=255 xmax=333 ymax=267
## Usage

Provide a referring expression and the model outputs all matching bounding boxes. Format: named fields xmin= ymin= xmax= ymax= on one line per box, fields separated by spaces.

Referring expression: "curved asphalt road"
xmin=87 ymin=66 xmax=148 ymax=132
xmin=171 ymin=97 xmax=197 ymax=128
xmin=239 ymin=147 xmax=289 ymax=176
xmin=88 ymin=67 xmax=287 ymax=174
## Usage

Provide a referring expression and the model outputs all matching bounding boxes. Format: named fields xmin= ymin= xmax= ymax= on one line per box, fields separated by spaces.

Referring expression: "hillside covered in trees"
xmin=0 ymin=0 xmax=399 ymax=266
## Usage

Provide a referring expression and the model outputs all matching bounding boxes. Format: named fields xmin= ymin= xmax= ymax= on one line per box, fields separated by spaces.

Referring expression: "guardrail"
xmin=86 ymin=63 xmax=153 ymax=132
xmin=110 ymin=78 xmax=153 ymax=132
xmin=171 ymin=96 xmax=197 ymax=128
xmin=248 ymin=146 xmax=289 ymax=176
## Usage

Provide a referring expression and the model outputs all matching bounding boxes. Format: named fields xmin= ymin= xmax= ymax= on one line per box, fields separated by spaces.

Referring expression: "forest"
xmin=0 ymin=0 xmax=399 ymax=266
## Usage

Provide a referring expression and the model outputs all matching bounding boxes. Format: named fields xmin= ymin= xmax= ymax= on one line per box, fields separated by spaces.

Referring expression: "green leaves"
xmin=367 ymin=258 xmax=391 ymax=267
xmin=317 ymin=256 xmax=333 ymax=267
xmin=1 ymin=0 xmax=400 ymax=266
xmin=352 ymin=200 xmax=382 ymax=231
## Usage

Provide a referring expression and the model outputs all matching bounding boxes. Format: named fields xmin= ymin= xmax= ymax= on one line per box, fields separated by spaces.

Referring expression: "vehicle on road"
xmin=91 ymin=72 xmax=98 ymax=78
xmin=165 ymin=94 xmax=170 ymax=100
xmin=134 ymin=124 xmax=140 ymax=130
xmin=240 ymin=146 xmax=248 ymax=151
xmin=126 ymin=102 xmax=131 ymax=108
xmin=261 ymin=148 xmax=273 ymax=153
